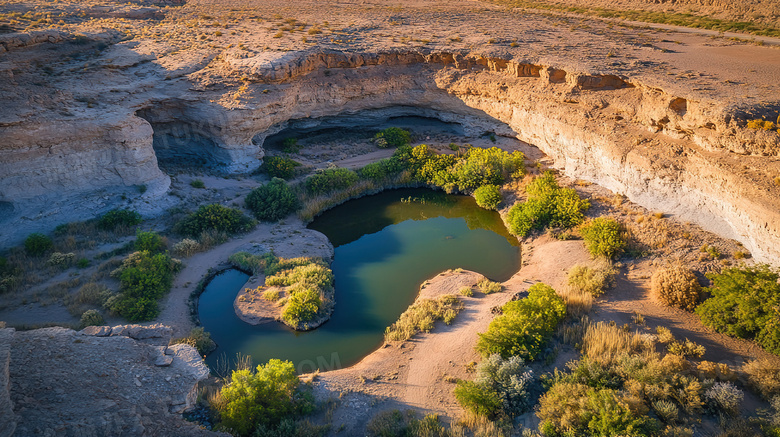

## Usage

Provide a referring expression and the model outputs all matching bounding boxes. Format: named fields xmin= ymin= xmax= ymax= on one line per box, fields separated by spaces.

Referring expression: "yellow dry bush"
xmin=650 ymin=262 xmax=701 ymax=311
xmin=742 ymin=358 xmax=780 ymax=400
xmin=697 ymin=361 xmax=736 ymax=382
xmin=556 ymin=286 xmax=593 ymax=317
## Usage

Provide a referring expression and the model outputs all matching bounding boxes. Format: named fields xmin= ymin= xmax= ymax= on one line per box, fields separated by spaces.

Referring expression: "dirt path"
xmin=153 ymin=219 xmax=332 ymax=338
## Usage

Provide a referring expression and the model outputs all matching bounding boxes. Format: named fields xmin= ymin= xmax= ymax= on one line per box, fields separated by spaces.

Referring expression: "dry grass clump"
xmin=742 ymin=359 xmax=780 ymax=400
xmin=170 ymin=327 xmax=216 ymax=355
xmin=583 ymin=321 xmax=650 ymax=365
xmin=459 ymin=286 xmax=474 ymax=297
xmin=567 ymin=259 xmax=616 ymax=297
xmin=555 ymin=286 xmax=593 ymax=317
xmin=477 ymin=279 xmax=502 ymax=295
xmin=697 ymin=361 xmax=736 ymax=382
xmin=650 ymin=262 xmax=701 ymax=311
xmin=385 ymin=295 xmax=463 ymax=342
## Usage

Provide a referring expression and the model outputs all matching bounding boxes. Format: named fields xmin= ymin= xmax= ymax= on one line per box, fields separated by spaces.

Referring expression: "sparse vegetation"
xmin=78 ymin=309 xmax=104 ymax=329
xmin=567 ymin=259 xmax=616 ymax=297
xmin=477 ymin=278 xmax=502 ymax=294
xmin=170 ymin=327 xmax=217 ymax=355
xmin=190 ymin=179 xmax=206 ymax=189
xmin=366 ymin=410 xmax=451 ymax=437
xmin=385 ymin=295 xmax=463 ymax=342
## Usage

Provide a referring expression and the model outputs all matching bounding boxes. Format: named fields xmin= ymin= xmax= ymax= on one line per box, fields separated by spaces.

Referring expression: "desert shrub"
xmin=266 ymin=263 xmax=333 ymax=290
xmin=747 ymin=119 xmax=776 ymax=130
xmin=567 ymin=259 xmax=617 ymax=297
xmin=190 ymin=179 xmax=205 ymax=188
xmin=279 ymin=287 xmax=321 ymax=328
xmin=583 ymin=322 xmax=649 ymax=366
xmin=261 ymin=156 xmax=301 ymax=180
xmin=170 ymin=327 xmax=216 ymax=355
xmin=652 ymin=400 xmax=679 ymax=424
xmin=474 ymin=184 xmax=502 ymax=210
xmin=477 ymin=278 xmax=502 ymax=294
xmin=216 ymin=359 xmax=313 ymax=436
xmin=695 ymin=264 xmax=780 ymax=355
xmin=357 ymin=157 xmax=404 ymax=182
xmin=304 ymin=168 xmax=359 ymax=195
xmin=385 ymin=295 xmax=463 ymax=342
xmin=175 ymin=204 xmax=256 ymax=237
xmin=445 ymin=147 xmax=525 ymax=191
xmin=281 ymin=137 xmax=301 ymax=153
xmin=537 ymin=382 xmax=659 ymax=437
xmin=667 ymin=338 xmax=706 ymax=358
xmin=135 ymin=230 xmax=166 ymax=253
xmin=454 ymin=381 xmax=503 ymax=419
xmin=72 ymin=282 xmax=112 ymax=307
xmin=108 ymin=250 xmax=180 ymax=321
xmin=656 ymin=326 xmax=675 ymax=344
xmin=704 ymin=382 xmax=744 ymax=415
xmin=76 ymin=258 xmax=89 ymax=268
xmin=374 ymin=127 xmax=411 ymax=148
xmin=47 ymin=251 xmax=76 ymax=268
xmin=79 ymin=309 xmax=104 ymax=329
xmin=24 ymin=233 xmax=53 ymax=256
xmin=556 ymin=285 xmax=593 ymax=317
xmin=172 ymin=238 xmax=200 ymax=257
xmin=742 ymin=359 xmax=780 ymax=400
xmin=246 ymin=178 xmax=301 ymax=222
xmin=651 ymin=263 xmax=701 ymax=311
xmin=459 ymin=286 xmax=474 ymax=297
xmin=97 ymin=209 xmax=142 ymax=230
xmin=473 ymin=354 xmax=534 ymax=416
xmin=476 ymin=283 xmax=566 ymax=359
xmin=506 ymin=172 xmax=590 ymax=237
xmin=580 ymin=217 xmax=626 ymax=259
xmin=366 ymin=410 xmax=449 ymax=437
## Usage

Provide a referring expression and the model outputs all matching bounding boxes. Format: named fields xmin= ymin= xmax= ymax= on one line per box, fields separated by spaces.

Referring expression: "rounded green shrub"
xmin=97 ymin=209 xmax=142 ymax=231
xmin=174 ymin=204 xmax=256 ymax=237
xmin=281 ymin=288 xmax=322 ymax=328
xmin=580 ymin=217 xmax=626 ymax=259
xmin=79 ymin=309 xmax=104 ymax=329
xmin=374 ymin=127 xmax=411 ymax=149
xmin=506 ymin=172 xmax=589 ymax=237
xmin=261 ymin=156 xmax=301 ymax=180
xmin=474 ymin=184 xmax=502 ymax=210
xmin=304 ymin=168 xmax=359 ymax=195
xmin=245 ymin=178 xmax=301 ymax=222
xmin=24 ymin=233 xmax=53 ymax=256
xmin=135 ymin=230 xmax=166 ymax=253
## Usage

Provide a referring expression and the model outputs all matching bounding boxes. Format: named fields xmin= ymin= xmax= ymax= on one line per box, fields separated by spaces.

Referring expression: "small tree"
xmin=374 ymin=127 xmax=411 ymax=149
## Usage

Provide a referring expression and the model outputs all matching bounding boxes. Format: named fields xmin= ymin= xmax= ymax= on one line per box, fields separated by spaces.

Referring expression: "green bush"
xmin=476 ymin=283 xmax=566 ymax=359
xmin=261 ymin=156 xmax=302 ymax=180
xmin=190 ymin=179 xmax=205 ymax=189
xmin=76 ymin=258 xmax=90 ymax=268
xmin=374 ymin=127 xmax=411 ymax=149
xmin=474 ymin=184 xmax=502 ymax=210
xmin=281 ymin=288 xmax=322 ymax=329
xmin=97 ymin=209 xmax=142 ymax=231
xmin=567 ymin=260 xmax=617 ymax=297
xmin=281 ymin=138 xmax=301 ymax=154
xmin=108 ymin=250 xmax=180 ymax=321
xmin=217 ymin=359 xmax=313 ymax=436
xmin=580 ymin=217 xmax=626 ymax=259
xmin=24 ymin=233 xmax=53 ymax=256
xmin=79 ymin=309 xmax=104 ymax=329
xmin=174 ymin=204 xmax=256 ymax=237
xmin=135 ymin=230 xmax=166 ymax=253
xmin=506 ymin=172 xmax=590 ymax=237
xmin=357 ymin=157 xmax=404 ymax=182
xmin=246 ymin=178 xmax=301 ymax=222
xmin=304 ymin=168 xmax=359 ymax=195
xmin=454 ymin=380 xmax=503 ymax=419
xmin=695 ymin=265 xmax=780 ymax=355
xmin=170 ymin=327 xmax=216 ymax=355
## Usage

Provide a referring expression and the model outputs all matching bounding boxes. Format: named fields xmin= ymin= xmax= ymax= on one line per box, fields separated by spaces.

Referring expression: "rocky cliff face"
xmin=0 ymin=324 xmax=220 ymax=437
xmin=1 ymin=43 xmax=778 ymax=264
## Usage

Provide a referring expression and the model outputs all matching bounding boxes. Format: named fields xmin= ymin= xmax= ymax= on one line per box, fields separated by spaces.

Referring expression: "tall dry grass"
xmin=582 ymin=321 xmax=651 ymax=365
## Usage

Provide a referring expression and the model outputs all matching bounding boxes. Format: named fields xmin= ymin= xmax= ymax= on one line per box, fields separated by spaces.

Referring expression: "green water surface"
xmin=199 ymin=188 xmax=520 ymax=372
